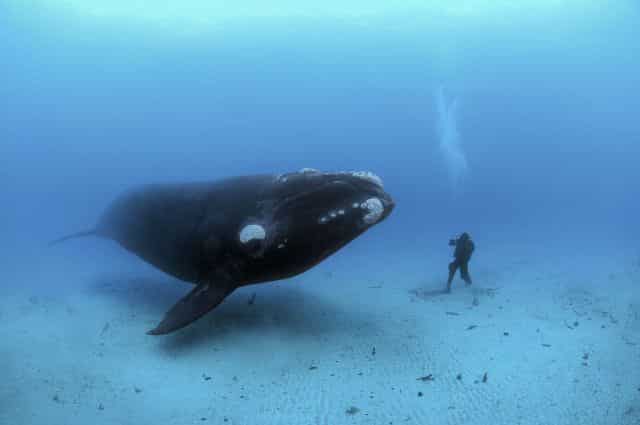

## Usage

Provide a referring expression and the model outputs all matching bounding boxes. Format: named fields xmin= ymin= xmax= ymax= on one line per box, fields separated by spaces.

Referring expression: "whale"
xmin=51 ymin=169 xmax=395 ymax=335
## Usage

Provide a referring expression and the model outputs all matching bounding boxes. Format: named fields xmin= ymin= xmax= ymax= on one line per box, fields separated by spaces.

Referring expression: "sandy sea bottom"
xmin=1 ymin=240 xmax=639 ymax=425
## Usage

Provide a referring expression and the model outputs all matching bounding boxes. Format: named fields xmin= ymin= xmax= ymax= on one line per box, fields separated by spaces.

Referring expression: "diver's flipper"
xmin=147 ymin=280 xmax=236 ymax=335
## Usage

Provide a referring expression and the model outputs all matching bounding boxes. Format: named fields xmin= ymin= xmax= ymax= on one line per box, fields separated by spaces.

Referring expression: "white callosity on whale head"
xmin=318 ymin=208 xmax=346 ymax=224
xmin=361 ymin=197 xmax=384 ymax=224
xmin=239 ymin=224 xmax=266 ymax=244
xmin=350 ymin=171 xmax=384 ymax=188
xmin=276 ymin=168 xmax=319 ymax=183
xmin=318 ymin=197 xmax=384 ymax=226
xmin=277 ymin=169 xmax=383 ymax=188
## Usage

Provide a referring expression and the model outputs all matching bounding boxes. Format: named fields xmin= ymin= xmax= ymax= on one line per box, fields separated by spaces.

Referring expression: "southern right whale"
xmin=51 ymin=169 xmax=395 ymax=335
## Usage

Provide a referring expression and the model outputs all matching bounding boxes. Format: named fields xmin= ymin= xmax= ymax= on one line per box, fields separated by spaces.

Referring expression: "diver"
xmin=446 ymin=232 xmax=475 ymax=293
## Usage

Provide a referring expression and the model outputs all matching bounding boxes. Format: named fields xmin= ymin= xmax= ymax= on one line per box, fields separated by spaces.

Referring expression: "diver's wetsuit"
xmin=446 ymin=232 xmax=475 ymax=292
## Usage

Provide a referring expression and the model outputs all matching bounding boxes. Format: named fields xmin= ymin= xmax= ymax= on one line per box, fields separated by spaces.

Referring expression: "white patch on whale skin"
xmin=350 ymin=171 xmax=384 ymax=188
xmin=361 ymin=197 xmax=384 ymax=224
xmin=277 ymin=169 xmax=383 ymax=189
xmin=239 ymin=224 xmax=266 ymax=244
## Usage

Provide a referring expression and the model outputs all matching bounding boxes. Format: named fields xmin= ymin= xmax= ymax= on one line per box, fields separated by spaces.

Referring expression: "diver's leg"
xmin=446 ymin=261 xmax=457 ymax=293
xmin=460 ymin=262 xmax=472 ymax=285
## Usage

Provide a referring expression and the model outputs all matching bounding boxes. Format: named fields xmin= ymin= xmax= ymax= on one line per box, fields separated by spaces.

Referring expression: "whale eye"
xmin=239 ymin=224 xmax=266 ymax=244
xmin=361 ymin=197 xmax=384 ymax=224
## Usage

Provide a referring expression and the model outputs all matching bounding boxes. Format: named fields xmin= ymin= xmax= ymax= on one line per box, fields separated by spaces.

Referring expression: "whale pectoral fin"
xmin=147 ymin=280 xmax=236 ymax=335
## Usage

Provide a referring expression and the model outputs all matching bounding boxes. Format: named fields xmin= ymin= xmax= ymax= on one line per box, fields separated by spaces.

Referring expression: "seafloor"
xmin=2 ymin=239 xmax=639 ymax=425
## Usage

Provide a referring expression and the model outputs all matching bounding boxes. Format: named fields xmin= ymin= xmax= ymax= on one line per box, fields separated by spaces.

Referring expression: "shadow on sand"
xmin=88 ymin=274 xmax=379 ymax=354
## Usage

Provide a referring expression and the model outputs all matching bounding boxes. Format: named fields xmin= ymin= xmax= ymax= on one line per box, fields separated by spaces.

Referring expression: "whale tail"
xmin=48 ymin=229 xmax=97 ymax=246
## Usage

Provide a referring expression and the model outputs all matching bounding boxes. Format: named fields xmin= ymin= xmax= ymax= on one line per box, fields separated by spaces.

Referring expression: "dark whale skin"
xmin=53 ymin=169 xmax=395 ymax=335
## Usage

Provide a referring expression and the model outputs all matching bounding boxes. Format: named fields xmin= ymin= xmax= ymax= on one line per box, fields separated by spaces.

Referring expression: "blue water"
xmin=2 ymin=2 xmax=639 ymax=424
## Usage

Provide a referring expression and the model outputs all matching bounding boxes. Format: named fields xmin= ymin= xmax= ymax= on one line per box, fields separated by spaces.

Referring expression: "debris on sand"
xmin=345 ymin=406 xmax=360 ymax=415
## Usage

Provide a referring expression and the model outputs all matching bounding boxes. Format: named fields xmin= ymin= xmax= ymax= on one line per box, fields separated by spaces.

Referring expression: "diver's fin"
xmin=147 ymin=280 xmax=236 ymax=335
xmin=48 ymin=229 xmax=97 ymax=246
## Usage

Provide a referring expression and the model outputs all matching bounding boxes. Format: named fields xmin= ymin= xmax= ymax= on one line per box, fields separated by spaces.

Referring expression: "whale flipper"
xmin=147 ymin=280 xmax=236 ymax=335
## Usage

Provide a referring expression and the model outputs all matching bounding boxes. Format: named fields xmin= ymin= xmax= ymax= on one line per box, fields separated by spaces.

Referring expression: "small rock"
xmin=345 ymin=406 xmax=360 ymax=415
xmin=417 ymin=374 xmax=434 ymax=382
xmin=134 ymin=387 xmax=142 ymax=393
xmin=456 ymin=373 xmax=462 ymax=380
xmin=98 ymin=403 xmax=104 ymax=411
xmin=417 ymin=392 xmax=423 ymax=397
xmin=503 ymin=332 xmax=509 ymax=336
